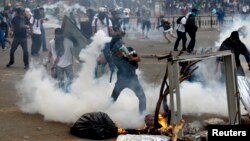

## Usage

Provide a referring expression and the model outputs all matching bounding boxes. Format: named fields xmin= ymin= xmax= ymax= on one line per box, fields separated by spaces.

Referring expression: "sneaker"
xmin=187 ymin=49 xmax=193 ymax=53
xmin=173 ymin=48 xmax=178 ymax=51
xmin=24 ymin=66 xmax=29 ymax=70
xmin=6 ymin=63 xmax=13 ymax=68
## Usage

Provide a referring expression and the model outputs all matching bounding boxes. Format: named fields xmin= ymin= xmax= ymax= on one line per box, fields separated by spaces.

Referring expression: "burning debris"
xmin=70 ymin=51 xmax=200 ymax=140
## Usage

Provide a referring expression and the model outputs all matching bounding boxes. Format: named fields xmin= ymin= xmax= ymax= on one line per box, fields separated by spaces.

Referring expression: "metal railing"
xmin=128 ymin=15 xmax=234 ymax=30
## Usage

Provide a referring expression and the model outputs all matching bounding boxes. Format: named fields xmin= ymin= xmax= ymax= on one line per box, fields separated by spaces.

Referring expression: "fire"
xmin=117 ymin=114 xmax=172 ymax=135
xmin=118 ymin=128 xmax=126 ymax=134
xmin=158 ymin=114 xmax=167 ymax=128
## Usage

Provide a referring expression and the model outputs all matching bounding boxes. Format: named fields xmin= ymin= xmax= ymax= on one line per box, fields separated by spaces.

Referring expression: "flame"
xmin=118 ymin=128 xmax=126 ymax=134
xmin=158 ymin=114 xmax=167 ymax=128
xmin=117 ymin=114 xmax=172 ymax=135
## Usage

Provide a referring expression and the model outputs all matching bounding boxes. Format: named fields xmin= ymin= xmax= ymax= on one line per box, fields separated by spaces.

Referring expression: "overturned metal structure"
xmin=167 ymin=50 xmax=241 ymax=138
xmin=62 ymin=15 xmax=90 ymax=60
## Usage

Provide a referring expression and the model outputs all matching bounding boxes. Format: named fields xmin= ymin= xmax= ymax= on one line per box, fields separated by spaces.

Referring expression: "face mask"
xmin=192 ymin=12 xmax=198 ymax=16
xmin=98 ymin=13 xmax=106 ymax=20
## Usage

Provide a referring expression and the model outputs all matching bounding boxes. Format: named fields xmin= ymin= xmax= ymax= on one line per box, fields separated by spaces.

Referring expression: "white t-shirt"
xmin=49 ymin=38 xmax=74 ymax=68
xmin=92 ymin=17 xmax=113 ymax=37
xmin=176 ymin=17 xmax=186 ymax=33
xmin=30 ymin=17 xmax=42 ymax=35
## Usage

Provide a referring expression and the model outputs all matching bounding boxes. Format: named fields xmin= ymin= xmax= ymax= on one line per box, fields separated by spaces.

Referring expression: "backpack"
xmin=176 ymin=16 xmax=185 ymax=24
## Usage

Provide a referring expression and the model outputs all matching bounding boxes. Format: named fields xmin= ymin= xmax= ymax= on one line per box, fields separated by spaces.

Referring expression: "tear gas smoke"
xmin=16 ymin=17 xmax=250 ymax=129
xmin=42 ymin=1 xmax=86 ymax=28
xmin=43 ymin=1 xmax=86 ymax=15
xmin=215 ymin=16 xmax=250 ymax=49
xmin=17 ymin=31 xmax=159 ymax=129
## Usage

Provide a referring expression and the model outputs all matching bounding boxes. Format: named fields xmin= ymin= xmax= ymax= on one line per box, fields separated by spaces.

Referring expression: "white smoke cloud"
xmin=43 ymin=1 xmax=86 ymax=15
xmin=215 ymin=16 xmax=250 ymax=49
xmin=42 ymin=1 xmax=86 ymax=28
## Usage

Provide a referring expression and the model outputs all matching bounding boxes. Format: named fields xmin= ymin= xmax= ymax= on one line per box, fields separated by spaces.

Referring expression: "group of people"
xmin=155 ymin=8 xmax=199 ymax=53
xmin=173 ymin=8 xmax=199 ymax=53
xmin=4 ymin=6 xmax=48 ymax=70
xmin=1 ymin=5 xmax=74 ymax=93
xmin=3 ymin=4 xmax=250 ymax=115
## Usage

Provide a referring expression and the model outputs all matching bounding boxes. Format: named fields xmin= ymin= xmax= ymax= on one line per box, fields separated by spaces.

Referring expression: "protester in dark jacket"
xmin=186 ymin=8 xmax=198 ymax=53
xmin=218 ymin=31 xmax=250 ymax=77
xmin=6 ymin=7 xmax=31 ymax=69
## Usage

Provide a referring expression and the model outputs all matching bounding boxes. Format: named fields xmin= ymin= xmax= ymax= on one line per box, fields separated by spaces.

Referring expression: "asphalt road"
xmin=0 ymin=28 xmax=226 ymax=141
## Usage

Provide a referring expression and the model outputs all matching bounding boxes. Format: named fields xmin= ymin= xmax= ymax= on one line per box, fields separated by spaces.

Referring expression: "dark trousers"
xmin=41 ymin=26 xmax=47 ymax=51
xmin=8 ymin=37 xmax=29 ymax=67
xmin=111 ymin=76 xmax=146 ymax=114
xmin=0 ymin=29 xmax=5 ymax=49
xmin=187 ymin=31 xmax=196 ymax=52
xmin=174 ymin=30 xmax=187 ymax=50
xmin=31 ymin=34 xmax=42 ymax=56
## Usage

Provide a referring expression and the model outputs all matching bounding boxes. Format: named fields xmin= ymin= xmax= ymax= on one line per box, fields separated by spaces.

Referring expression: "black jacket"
xmin=219 ymin=37 xmax=250 ymax=67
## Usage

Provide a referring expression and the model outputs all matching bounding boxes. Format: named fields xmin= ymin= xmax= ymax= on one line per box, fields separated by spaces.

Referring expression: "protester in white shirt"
xmin=173 ymin=16 xmax=187 ymax=51
xmin=30 ymin=8 xmax=42 ymax=56
xmin=49 ymin=28 xmax=74 ymax=93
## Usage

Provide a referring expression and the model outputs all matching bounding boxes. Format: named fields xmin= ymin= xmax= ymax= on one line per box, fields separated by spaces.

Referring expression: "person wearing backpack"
xmin=173 ymin=15 xmax=187 ymax=51
xmin=185 ymin=8 xmax=198 ymax=53
xmin=92 ymin=7 xmax=123 ymax=78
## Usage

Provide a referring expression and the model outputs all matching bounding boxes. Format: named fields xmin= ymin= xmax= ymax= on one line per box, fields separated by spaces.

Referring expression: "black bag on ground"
xmin=70 ymin=112 xmax=118 ymax=139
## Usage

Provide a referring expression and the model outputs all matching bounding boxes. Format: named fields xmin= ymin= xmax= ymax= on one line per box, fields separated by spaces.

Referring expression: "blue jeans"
xmin=31 ymin=34 xmax=42 ymax=56
xmin=111 ymin=75 xmax=146 ymax=114
xmin=56 ymin=64 xmax=74 ymax=93
xmin=41 ymin=25 xmax=47 ymax=51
